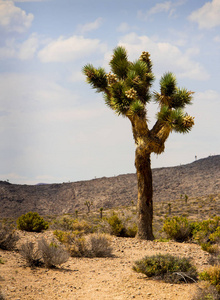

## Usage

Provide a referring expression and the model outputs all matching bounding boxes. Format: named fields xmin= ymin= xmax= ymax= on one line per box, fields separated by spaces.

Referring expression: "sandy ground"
xmin=0 ymin=231 xmax=211 ymax=300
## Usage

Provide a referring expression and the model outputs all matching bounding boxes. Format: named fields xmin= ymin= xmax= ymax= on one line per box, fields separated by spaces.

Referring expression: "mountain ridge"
xmin=0 ymin=155 xmax=219 ymax=218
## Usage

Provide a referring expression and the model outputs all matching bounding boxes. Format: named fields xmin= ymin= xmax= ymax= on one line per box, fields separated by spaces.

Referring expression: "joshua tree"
xmin=84 ymin=201 xmax=93 ymax=213
xmin=83 ymin=46 xmax=194 ymax=240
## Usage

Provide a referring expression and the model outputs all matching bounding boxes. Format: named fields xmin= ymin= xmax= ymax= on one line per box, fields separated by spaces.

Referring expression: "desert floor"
xmin=0 ymin=231 xmax=211 ymax=300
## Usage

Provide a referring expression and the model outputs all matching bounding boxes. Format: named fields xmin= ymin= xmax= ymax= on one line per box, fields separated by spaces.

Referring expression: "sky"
xmin=0 ymin=0 xmax=219 ymax=185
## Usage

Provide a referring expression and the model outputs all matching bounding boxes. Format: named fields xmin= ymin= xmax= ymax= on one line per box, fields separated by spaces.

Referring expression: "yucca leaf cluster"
xmin=83 ymin=46 xmax=154 ymax=118
xmin=83 ymin=46 xmax=194 ymax=154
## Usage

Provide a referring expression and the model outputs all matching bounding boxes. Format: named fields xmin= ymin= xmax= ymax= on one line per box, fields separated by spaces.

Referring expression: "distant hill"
xmin=0 ymin=155 xmax=219 ymax=218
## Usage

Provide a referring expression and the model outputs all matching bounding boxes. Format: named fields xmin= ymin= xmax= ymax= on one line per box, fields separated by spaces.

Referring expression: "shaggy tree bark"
xmin=135 ymin=147 xmax=154 ymax=240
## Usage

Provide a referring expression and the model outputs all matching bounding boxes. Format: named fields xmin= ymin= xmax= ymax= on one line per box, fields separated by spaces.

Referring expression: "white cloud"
xmin=0 ymin=33 xmax=39 ymax=60
xmin=148 ymin=1 xmax=173 ymax=15
xmin=77 ymin=18 xmax=103 ymax=34
xmin=138 ymin=0 xmax=186 ymax=20
xmin=118 ymin=33 xmax=209 ymax=80
xmin=117 ymin=22 xmax=131 ymax=33
xmin=38 ymin=35 xmax=107 ymax=63
xmin=0 ymin=0 xmax=34 ymax=33
xmin=189 ymin=0 xmax=220 ymax=29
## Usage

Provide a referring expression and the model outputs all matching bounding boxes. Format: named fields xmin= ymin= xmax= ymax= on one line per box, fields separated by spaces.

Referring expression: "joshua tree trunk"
xmin=135 ymin=147 xmax=154 ymax=240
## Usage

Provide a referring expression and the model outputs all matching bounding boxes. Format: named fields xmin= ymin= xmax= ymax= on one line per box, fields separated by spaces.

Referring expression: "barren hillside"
xmin=0 ymin=155 xmax=219 ymax=218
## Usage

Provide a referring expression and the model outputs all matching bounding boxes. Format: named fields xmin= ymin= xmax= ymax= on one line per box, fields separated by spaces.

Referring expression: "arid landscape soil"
xmin=0 ymin=155 xmax=220 ymax=299
xmin=0 ymin=231 xmax=212 ymax=300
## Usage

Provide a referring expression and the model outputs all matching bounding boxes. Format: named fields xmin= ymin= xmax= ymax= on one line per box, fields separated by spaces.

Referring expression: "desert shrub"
xmin=201 ymin=242 xmax=219 ymax=254
xmin=192 ymin=217 xmax=220 ymax=244
xmin=192 ymin=282 xmax=220 ymax=300
xmin=51 ymin=216 xmax=75 ymax=231
xmin=38 ymin=238 xmax=70 ymax=268
xmin=53 ymin=230 xmax=113 ymax=258
xmin=107 ymin=213 xmax=126 ymax=236
xmin=210 ymin=227 xmax=220 ymax=244
xmin=199 ymin=265 xmax=220 ymax=294
xmin=52 ymin=217 xmax=93 ymax=233
xmin=17 ymin=212 xmax=49 ymax=232
xmin=20 ymin=241 xmax=42 ymax=267
xmin=86 ymin=233 xmax=113 ymax=257
xmin=71 ymin=220 xmax=93 ymax=233
xmin=53 ymin=230 xmax=87 ymax=257
xmin=162 ymin=216 xmax=193 ymax=242
xmin=126 ymin=223 xmax=138 ymax=238
xmin=0 ymin=223 xmax=19 ymax=250
xmin=133 ymin=253 xmax=198 ymax=283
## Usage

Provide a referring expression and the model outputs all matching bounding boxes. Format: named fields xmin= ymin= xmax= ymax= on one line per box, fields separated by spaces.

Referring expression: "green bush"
xmin=107 ymin=213 xmax=127 ymax=237
xmin=192 ymin=217 xmax=220 ymax=244
xmin=17 ymin=212 xmax=49 ymax=232
xmin=199 ymin=266 xmax=220 ymax=294
xmin=162 ymin=216 xmax=193 ymax=242
xmin=133 ymin=253 xmax=198 ymax=283
xmin=54 ymin=230 xmax=87 ymax=257
xmin=210 ymin=227 xmax=220 ymax=243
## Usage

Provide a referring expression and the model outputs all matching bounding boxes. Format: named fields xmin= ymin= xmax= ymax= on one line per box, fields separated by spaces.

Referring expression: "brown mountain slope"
xmin=0 ymin=155 xmax=219 ymax=218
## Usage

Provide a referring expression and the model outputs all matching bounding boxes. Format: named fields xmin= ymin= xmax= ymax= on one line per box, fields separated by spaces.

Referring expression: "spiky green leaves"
xmin=129 ymin=100 xmax=145 ymax=118
xmin=109 ymin=46 xmax=130 ymax=80
xmin=154 ymin=72 xmax=193 ymax=109
xmin=82 ymin=64 xmax=108 ymax=93
xmin=160 ymin=72 xmax=177 ymax=96
xmin=157 ymin=105 xmax=194 ymax=133
xmin=171 ymin=88 xmax=194 ymax=109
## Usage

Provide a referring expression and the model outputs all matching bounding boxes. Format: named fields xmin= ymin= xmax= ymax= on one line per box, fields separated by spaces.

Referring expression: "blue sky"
xmin=0 ymin=0 xmax=219 ymax=184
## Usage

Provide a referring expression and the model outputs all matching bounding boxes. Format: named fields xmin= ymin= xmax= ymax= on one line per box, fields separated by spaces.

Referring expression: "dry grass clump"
xmin=53 ymin=230 xmax=113 ymax=258
xmin=20 ymin=241 xmax=41 ymax=267
xmin=192 ymin=282 xmax=219 ymax=300
xmin=85 ymin=233 xmax=113 ymax=257
xmin=0 ymin=223 xmax=19 ymax=251
xmin=38 ymin=238 xmax=70 ymax=268
xmin=20 ymin=238 xmax=70 ymax=268
xmin=199 ymin=265 xmax=220 ymax=294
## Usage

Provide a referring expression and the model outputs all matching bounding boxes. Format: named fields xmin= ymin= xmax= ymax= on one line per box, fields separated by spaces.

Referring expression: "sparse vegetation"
xmin=192 ymin=282 xmax=220 ymax=300
xmin=199 ymin=265 xmax=220 ymax=294
xmin=53 ymin=230 xmax=113 ymax=258
xmin=85 ymin=233 xmax=113 ymax=257
xmin=133 ymin=253 xmax=198 ymax=283
xmin=17 ymin=212 xmax=49 ymax=232
xmin=38 ymin=238 xmax=70 ymax=268
xmin=0 ymin=223 xmax=19 ymax=251
xmin=20 ymin=241 xmax=41 ymax=267
xmin=20 ymin=238 xmax=70 ymax=268
xmin=162 ymin=216 xmax=193 ymax=242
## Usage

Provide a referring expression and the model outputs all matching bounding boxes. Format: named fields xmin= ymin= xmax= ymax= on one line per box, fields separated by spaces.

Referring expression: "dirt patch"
xmin=0 ymin=231 xmax=211 ymax=300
